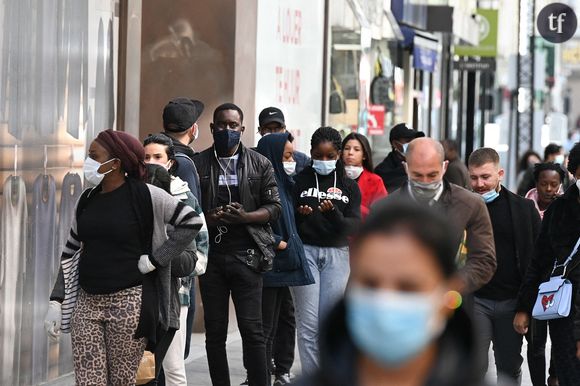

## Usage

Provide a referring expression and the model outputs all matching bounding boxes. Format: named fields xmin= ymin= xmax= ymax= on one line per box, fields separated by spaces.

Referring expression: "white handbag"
xmin=532 ymin=237 xmax=580 ymax=321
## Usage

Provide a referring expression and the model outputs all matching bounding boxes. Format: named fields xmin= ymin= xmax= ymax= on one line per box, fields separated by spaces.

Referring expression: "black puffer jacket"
xmin=517 ymin=184 xmax=580 ymax=338
xmin=193 ymin=143 xmax=281 ymax=263
xmin=291 ymin=300 xmax=496 ymax=386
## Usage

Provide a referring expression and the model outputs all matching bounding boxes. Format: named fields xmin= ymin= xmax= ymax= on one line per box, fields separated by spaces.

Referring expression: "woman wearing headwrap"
xmin=44 ymin=129 xmax=203 ymax=385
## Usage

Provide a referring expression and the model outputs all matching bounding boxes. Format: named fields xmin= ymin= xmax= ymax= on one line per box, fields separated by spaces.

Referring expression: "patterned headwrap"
xmin=95 ymin=129 xmax=147 ymax=181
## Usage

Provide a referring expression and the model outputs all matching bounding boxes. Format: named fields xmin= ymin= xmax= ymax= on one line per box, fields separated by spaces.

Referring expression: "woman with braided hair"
xmin=291 ymin=127 xmax=361 ymax=374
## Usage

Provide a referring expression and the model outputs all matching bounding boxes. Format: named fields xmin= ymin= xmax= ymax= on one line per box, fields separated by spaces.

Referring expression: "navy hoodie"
xmin=256 ymin=133 xmax=315 ymax=287
xmin=293 ymin=161 xmax=361 ymax=247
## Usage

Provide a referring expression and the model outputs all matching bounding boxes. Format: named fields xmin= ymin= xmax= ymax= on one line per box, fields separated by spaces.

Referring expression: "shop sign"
xmin=413 ymin=44 xmax=437 ymax=72
xmin=562 ymin=39 xmax=580 ymax=68
xmin=455 ymin=58 xmax=496 ymax=72
xmin=454 ymin=9 xmax=498 ymax=57
xmin=367 ymin=104 xmax=385 ymax=135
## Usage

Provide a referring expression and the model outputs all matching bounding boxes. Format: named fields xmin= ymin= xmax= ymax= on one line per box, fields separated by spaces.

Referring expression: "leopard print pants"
xmin=71 ymin=286 xmax=146 ymax=386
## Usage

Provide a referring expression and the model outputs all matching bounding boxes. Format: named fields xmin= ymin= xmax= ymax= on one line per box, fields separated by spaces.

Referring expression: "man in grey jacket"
xmin=374 ymin=137 xmax=496 ymax=294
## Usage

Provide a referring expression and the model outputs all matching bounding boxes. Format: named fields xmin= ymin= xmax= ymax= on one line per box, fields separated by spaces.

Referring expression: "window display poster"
xmin=254 ymin=0 xmax=325 ymax=153
xmin=0 ymin=0 xmax=117 ymax=384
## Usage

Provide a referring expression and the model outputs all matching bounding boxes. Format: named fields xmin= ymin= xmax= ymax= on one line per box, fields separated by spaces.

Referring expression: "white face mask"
xmin=345 ymin=165 xmax=364 ymax=180
xmin=555 ymin=154 xmax=565 ymax=164
xmin=84 ymin=157 xmax=116 ymax=186
xmin=283 ymin=161 xmax=296 ymax=176
xmin=576 ymin=179 xmax=580 ymax=192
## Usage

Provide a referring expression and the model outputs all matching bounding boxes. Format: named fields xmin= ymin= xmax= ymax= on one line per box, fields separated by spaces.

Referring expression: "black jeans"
xmin=549 ymin=316 xmax=580 ymax=386
xmin=264 ymin=287 xmax=295 ymax=376
xmin=473 ymin=297 xmax=524 ymax=384
xmin=200 ymin=252 xmax=267 ymax=386
xmin=526 ymin=319 xmax=557 ymax=386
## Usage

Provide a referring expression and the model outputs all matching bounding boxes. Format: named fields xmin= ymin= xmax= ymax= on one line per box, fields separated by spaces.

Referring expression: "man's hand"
xmin=318 ymin=200 xmax=335 ymax=213
xmin=297 ymin=205 xmax=313 ymax=216
xmin=219 ymin=202 xmax=249 ymax=224
xmin=513 ymin=311 xmax=530 ymax=335
xmin=576 ymin=341 xmax=580 ymax=361
xmin=206 ymin=207 xmax=224 ymax=227
xmin=278 ymin=240 xmax=288 ymax=250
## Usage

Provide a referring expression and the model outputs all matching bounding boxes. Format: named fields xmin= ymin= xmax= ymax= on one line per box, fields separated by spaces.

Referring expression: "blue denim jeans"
xmin=290 ymin=245 xmax=350 ymax=374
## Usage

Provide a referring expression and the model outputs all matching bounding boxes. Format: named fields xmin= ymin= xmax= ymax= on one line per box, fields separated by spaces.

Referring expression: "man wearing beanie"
xmin=162 ymin=97 xmax=204 ymax=201
xmin=374 ymin=123 xmax=424 ymax=193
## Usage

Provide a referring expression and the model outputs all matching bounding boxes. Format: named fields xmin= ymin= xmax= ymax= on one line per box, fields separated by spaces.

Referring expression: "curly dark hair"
xmin=533 ymin=162 xmax=565 ymax=182
xmin=568 ymin=142 xmax=580 ymax=175
xmin=311 ymin=126 xmax=342 ymax=151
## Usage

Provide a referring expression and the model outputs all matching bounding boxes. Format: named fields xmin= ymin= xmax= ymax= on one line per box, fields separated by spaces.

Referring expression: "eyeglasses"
xmin=214 ymin=121 xmax=241 ymax=130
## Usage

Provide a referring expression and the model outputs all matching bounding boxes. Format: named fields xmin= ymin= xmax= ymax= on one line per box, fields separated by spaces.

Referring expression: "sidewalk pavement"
xmin=184 ymin=331 xmax=538 ymax=386
xmin=185 ymin=331 xmax=302 ymax=386
xmin=43 ymin=330 xmax=541 ymax=385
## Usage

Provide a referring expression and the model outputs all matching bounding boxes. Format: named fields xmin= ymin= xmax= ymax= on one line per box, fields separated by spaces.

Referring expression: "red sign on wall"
xmin=367 ymin=104 xmax=385 ymax=135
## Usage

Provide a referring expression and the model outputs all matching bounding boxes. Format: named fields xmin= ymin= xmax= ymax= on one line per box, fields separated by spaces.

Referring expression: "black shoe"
xmin=273 ymin=373 xmax=292 ymax=386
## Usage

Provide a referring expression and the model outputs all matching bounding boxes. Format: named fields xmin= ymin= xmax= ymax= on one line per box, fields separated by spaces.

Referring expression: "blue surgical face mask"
xmin=345 ymin=286 xmax=445 ymax=367
xmin=481 ymin=189 xmax=500 ymax=203
xmin=312 ymin=159 xmax=337 ymax=175
xmin=402 ymin=142 xmax=409 ymax=154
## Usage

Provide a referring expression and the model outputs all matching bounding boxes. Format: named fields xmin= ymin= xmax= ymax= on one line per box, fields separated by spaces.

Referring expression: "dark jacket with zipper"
xmin=291 ymin=300 xmax=499 ymax=386
xmin=193 ymin=143 xmax=281 ymax=263
xmin=517 ymin=184 xmax=580 ymax=339
xmin=256 ymin=133 xmax=315 ymax=287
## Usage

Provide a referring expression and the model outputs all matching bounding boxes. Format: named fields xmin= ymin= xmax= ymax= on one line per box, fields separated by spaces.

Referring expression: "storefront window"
xmin=0 ymin=1 xmax=118 ymax=384
xmin=328 ymin=0 xmax=362 ymax=135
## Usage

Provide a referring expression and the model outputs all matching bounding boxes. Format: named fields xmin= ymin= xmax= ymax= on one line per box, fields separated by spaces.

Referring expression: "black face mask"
xmin=213 ymin=129 xmax=241 ymax=155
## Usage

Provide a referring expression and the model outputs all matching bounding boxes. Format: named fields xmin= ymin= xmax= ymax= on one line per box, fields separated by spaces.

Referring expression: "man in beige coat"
xmin=374 ymin=137 xmax=496 ymax=293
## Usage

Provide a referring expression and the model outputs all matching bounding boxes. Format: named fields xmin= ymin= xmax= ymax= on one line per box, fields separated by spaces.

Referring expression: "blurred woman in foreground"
xmin=293 ymin=202 xmax=492 ymax=386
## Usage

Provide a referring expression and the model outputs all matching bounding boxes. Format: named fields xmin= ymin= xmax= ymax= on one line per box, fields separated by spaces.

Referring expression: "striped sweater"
xmin=50 ymin=181 xmax=203 ymax=336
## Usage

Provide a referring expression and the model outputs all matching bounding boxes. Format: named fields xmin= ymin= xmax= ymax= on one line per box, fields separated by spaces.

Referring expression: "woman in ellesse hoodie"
xmin=291 ymin=127 xmax=361 ymax=373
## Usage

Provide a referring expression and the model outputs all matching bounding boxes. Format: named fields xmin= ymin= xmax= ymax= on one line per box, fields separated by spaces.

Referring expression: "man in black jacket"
xmin=194 ymin=103 xmax=281 ymax=386
xmin=162 ymin=97 xmax=204 ymax=201
xmin=374 ymin=123 xmax=424 ymax=193
xmin=468 ymin=148 xmax=541 ymax=384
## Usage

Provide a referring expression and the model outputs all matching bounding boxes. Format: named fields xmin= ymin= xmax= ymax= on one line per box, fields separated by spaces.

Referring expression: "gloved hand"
xmin=138 ymin=254 xmax=156 ymax=274
xmin=44 ymin=300 xmax=62 ymax=341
